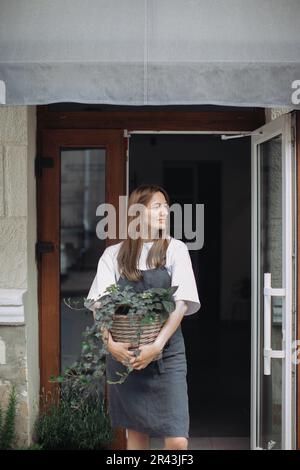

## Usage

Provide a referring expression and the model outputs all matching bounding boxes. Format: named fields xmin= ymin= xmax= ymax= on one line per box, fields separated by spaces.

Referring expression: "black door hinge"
xmin=35 ymin=156 xmax=54 ymax=178
xmin=35 ymin=241 xmax=54 ymax=263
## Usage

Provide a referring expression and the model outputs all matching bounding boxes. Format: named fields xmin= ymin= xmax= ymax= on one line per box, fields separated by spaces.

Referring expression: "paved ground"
xmin=150 ymin=437 xmax=250 ymax=450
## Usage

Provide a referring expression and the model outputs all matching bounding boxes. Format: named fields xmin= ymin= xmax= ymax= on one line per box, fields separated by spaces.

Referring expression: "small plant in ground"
xmin=0 ymin=386 xmax=17 ymax=450
xmin=32 ymin=385 xmax=114 ymax=450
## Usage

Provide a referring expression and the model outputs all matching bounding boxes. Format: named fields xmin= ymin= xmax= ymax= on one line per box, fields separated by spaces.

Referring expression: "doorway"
xmin=37 ymin=106 xmax=297 ymax=450
xmin=128 ymin=133 xmax=252 ymax=450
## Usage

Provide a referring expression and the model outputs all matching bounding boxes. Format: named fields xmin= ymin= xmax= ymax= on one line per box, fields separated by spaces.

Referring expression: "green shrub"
xmin=33 ymin=385 xmax=115 ymax=450
xmin=0 ymin=386 xmax=17 ymax=449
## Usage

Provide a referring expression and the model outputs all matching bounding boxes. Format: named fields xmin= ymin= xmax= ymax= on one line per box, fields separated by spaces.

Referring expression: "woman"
xmin=86 ymin=184 xmax=201 ymax=450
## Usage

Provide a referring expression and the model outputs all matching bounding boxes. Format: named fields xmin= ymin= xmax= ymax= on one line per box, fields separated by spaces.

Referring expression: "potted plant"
xmin=51 ymin=284 xmax=178 ymax=387
xmin=89 ymin=283 xmax=177 ymax=345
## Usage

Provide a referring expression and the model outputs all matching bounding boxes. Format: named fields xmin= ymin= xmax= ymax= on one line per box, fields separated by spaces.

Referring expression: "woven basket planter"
xmin=109 ymin=313 xmax=165 ymax=362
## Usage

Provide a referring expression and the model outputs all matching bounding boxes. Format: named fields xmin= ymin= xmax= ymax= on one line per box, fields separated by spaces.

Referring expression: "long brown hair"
xmin=117 ymin=184 xmax=171 ymax=281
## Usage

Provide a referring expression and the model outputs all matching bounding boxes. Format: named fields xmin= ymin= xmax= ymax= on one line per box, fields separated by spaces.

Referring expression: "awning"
xmin=0 ymin=0 xmax=300 ymax=107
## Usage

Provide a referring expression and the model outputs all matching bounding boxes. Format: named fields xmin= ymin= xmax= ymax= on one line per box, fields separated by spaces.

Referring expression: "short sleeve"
xmin=171 ymin=242 xmax=201 ymax=316
xmin=84 ymin=248 xmax=116 ymax=312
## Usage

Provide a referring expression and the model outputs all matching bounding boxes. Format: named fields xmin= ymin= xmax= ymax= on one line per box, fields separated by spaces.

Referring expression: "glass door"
xmin=60 ymin=147 xmax=106 ymax=374
xmin=38 ymin=129 xmax=126 ymax=396
xmin=251 ymin=112 xmax=297 ymax=450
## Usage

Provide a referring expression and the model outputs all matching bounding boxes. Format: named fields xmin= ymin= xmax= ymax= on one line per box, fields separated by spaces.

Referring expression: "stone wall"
xmin=0 ymin=106 xmax=39 ymax=447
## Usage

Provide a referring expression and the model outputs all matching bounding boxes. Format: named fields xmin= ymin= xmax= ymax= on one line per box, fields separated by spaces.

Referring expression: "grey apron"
xmin=105 ymin=266 xmax=190 ymax=438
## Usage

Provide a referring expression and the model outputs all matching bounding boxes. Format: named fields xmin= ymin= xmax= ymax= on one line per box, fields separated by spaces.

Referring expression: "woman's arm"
xmin=153 ymin=300 xmax=188 ymax=352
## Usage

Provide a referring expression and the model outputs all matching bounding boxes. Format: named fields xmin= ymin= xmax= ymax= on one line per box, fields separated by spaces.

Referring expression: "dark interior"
xmin=129 ymin=133 xmax=251 ymax=439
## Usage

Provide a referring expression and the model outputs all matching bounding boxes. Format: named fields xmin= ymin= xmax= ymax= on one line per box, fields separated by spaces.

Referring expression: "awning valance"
xmin=0 ymin=0 xmax=300 ymax=107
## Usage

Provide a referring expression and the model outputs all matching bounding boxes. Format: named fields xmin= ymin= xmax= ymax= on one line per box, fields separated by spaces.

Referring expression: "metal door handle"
xmin=263 ymin=273 xmax=285 ymax=375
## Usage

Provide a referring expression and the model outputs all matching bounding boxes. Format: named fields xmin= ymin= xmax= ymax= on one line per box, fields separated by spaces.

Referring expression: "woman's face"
xmin=141 ymin=191 xmax=169 ymax=238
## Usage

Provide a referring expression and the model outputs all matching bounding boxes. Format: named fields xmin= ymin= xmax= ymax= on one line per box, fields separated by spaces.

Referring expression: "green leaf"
xmin=162 ymin=300 xmax=176 ymax=313
xmin=168 ymin=285 xmax=179 ymax=294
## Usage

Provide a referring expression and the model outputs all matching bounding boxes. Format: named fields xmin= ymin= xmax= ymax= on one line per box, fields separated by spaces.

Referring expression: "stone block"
xmin=0 ymin=107 xmax=27 ymax=145
xmin=0 ymin=218 xmax=27 ymax=288
xmin=5 ymin=145 xmax=27 ymax=217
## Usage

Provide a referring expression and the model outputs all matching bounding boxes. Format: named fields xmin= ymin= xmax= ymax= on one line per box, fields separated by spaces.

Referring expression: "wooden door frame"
xmin=37 ymin=105 xmax=265 ymax=132
xmin=37 ymin=105 xmax=267 ymax=450
xmin=37 ymin=128 xmax=126 ymax=450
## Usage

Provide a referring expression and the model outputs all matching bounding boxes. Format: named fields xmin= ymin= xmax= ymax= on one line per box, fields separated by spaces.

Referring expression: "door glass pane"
xmin=258 ymin=134 xmax=282 ymax=449
xmin=60 ymin=148 xmax=106 ymax=373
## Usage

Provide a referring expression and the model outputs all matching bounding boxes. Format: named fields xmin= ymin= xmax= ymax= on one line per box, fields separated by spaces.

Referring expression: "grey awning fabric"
xmin=0 ymin=0 xmax=300 ymax=107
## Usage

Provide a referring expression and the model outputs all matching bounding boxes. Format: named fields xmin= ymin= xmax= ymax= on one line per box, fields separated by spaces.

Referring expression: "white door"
xmin=251 ymin=112 xmax=297 ymax=450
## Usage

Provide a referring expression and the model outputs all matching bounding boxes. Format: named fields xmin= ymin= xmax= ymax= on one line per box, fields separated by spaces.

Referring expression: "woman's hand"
xmin=107 ymin=335 xmax=136 ymax=366
xmin=129 ymin=343 xmax=162 ymax=370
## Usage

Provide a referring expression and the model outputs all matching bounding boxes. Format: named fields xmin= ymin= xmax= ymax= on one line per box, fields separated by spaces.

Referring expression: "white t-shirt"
xmin=85 ymin=236 xmax=201 ymax=316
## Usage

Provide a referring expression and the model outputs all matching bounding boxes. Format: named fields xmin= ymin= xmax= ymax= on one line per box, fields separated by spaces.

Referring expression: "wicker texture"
xmin=109 ymin=313 xmax=165 ymax=361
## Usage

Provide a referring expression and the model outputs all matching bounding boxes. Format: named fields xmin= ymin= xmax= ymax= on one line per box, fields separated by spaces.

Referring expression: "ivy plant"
xmin=50 ymin=284 xmax=178 ymax=387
